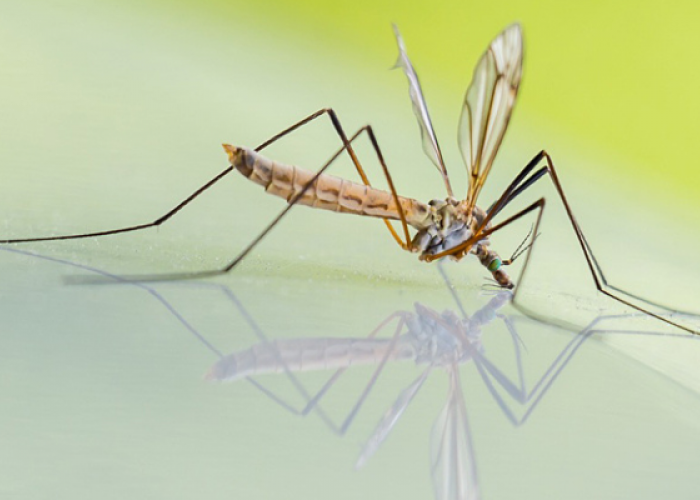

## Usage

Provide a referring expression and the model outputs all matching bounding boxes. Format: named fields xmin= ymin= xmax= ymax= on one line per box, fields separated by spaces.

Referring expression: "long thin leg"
xmin=337 ymin=315 xmax=409 ymax=434
xmin=219 ymin=128 xmax=413 ymax=274
xmin=535 ymin=151 xmax=699 ymax=335
xmin=223 ymin=130 xmax=416 ymax=276
xmin=429 ymin=150 xmax=699 ymax=335
xmin=437 ymin=260 xmax=470 ymax=321
xmin=497 ymin=150 xmax=700 ymax=336
xmin=484 ymin=151 xmax=693 ymax=314
xmin=299 ymin=311 xmax=408 ymax=417
xmin=362 ymin=125 xmax=413 ymax=249
xmin=251 ymin=308 xmax=409 ymax=436
xmin=0 ymin=167 xmax=235 ymax=244
xmin=3 ymin=108 xmax=414 ymax=275
xmin=0 ymin=108 xmax=343 ymax=245
xmin=261 ymin=110 xmax=413 ymax=249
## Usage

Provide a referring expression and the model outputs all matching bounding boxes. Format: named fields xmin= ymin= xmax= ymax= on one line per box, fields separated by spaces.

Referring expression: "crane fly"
xmin=1 ymin=24 xmax=697 ymax=336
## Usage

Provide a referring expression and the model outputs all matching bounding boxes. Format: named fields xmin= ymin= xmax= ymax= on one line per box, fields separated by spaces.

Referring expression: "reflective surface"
xmin=2 ymin=246 xmax=700 ymax=499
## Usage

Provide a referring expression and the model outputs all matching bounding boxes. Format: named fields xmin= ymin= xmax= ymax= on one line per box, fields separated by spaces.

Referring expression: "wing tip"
xmin=504 ymin=22 xmax=523 ymax=34
xmin=502 ymin=22 xmax=524 ymax=45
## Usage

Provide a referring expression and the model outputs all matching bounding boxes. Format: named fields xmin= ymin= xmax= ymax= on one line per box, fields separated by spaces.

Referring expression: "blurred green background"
xmin=4 ymin=0 xmax=700 ymax=202
xmin=129 ymin=0 xmax=700 ymax=202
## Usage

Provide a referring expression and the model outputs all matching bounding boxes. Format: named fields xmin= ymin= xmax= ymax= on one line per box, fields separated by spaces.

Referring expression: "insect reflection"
xmin=3 ymin=246 xmax=699 ymax=500
xmin=203 ymin=271 xmax=700 ymax=500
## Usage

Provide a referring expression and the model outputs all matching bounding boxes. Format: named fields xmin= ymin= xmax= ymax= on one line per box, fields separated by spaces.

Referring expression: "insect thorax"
xmin=406 ymin=304 xmax=483 ymax=365
xmin=410 ymin=198 xmax=489 ymax=260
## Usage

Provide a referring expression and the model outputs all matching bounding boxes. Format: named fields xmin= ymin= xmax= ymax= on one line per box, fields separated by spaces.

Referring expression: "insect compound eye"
xmin=487 ymin=257 xmax=502 ymax=272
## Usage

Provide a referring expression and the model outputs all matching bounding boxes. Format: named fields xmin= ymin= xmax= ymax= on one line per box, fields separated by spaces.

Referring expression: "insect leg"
xmin=534 ymin=151 xmax=699 ymax=335
xmin=222 ymin=117 xmax=418 ymax=273
xmin=0 ymin=108 xmax=357 ymax=246
xmin=357 ymin=125 xmax=413 ymax=249
xmin=488 ymin=150 xmax=699 ymax=336
xmin=437 ymin=260 xmax=470 ymax=320
xmin=251 ymin=309 xmax=410 ymax=436
xmin=337 ymin=313 xmax=410 ymax=434
xmin=0 ymin=108 xmax=397 ymax=247
xmin=299 ymin=311 xmax=408 ymax=417
xmin=0 ymin=166 xmax=235 ymax=244
xmin=70 ymin=117 xmax=414 ymax=282
xmin=258 ymin=108 xmax=412 ymax=249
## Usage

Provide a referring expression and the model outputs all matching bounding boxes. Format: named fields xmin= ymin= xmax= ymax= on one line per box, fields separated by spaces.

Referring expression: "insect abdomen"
xmin=205 ymin=337 xmax=416 ymax=382
xmin=224 ymin=146 xmax=431 ymax=229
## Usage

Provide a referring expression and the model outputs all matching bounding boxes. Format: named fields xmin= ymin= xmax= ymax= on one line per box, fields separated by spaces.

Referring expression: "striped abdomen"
xmin=223 ymin=145 xmax=432 ymax=230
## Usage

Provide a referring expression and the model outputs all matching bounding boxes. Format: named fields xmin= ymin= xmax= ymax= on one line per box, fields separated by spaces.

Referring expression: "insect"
xmin=206 ymin=286 xmax=516 ymax=494
xmin=202 ymin=258 xmax=700 ymax=489
xmin=1 ymin=24 xmax=696 ymax=335
xmin=204 ymin=285 xmax=700 ymax=496
xmin=5 ymin=244 xmax=697 ymax=498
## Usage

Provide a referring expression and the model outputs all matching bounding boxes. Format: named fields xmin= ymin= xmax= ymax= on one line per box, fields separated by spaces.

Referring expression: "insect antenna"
xmin=481 ymin=277 xmax=508 ymax=292
xmin=504 ymin=225 xmax=541 ymax=265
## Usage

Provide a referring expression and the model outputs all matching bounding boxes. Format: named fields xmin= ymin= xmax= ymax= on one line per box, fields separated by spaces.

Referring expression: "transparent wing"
xmin=429 ymin=368 xmax=480 ymax=500
xmin=459 ymin=24 xmax=523 ymax=210
xmin=393 ymin=24 xmax=453 ymax=197
xmin=355 ymin=366 xmax=432 ymax=469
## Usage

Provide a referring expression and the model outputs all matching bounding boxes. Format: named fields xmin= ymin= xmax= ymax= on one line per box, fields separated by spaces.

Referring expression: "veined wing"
xmin=393 ymin=24 xmax=453 ymax=197
xmin=459 ymin=24 xmax=523 ymax=212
